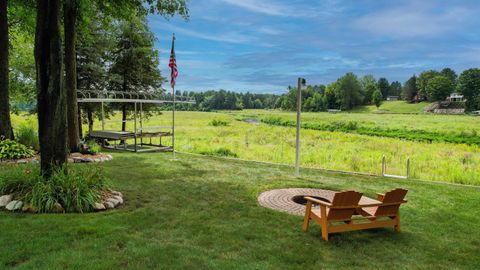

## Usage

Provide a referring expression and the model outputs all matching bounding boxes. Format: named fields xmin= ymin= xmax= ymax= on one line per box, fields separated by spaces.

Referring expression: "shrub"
xmin=0 ymin=165 xmax=109 ymax=213
xmin=87 ymin=141 xmax=101 ymax=155
xmin=199 ymin=147 xmax=238 ymax=158
xmin=0 ymin=139 xmax=36 ymax=160
xmin=210 ymin=119 xmax=229 ymax=126
xmin=16 ymin=123 xmax=40 ymax=151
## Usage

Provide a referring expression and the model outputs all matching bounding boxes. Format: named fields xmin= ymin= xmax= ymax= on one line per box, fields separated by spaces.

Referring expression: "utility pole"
xmin=295 ymin=77 xmax=306 ymax=177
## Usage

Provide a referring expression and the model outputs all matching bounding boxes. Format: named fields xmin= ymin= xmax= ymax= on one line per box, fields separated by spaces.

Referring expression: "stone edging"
xmin=0 ymin=189 xmax=124 ymax=213
xmin=1 ymin=153 xmax=113 ymax=165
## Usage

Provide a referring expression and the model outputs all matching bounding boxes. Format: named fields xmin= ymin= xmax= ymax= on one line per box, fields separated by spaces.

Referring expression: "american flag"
xmin=169 ymin=34 xmax=178 ymax=89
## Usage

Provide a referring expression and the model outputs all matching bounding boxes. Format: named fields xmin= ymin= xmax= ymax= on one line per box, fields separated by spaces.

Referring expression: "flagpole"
xmin=171 ymin=33 xmax=176 ymax=160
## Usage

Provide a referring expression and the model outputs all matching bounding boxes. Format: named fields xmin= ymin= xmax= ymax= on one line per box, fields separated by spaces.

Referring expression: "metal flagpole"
xmin=170 ymin=33 xmax=177 ymax=160
xmin=172 ymin=86 xmax=176 ymax=159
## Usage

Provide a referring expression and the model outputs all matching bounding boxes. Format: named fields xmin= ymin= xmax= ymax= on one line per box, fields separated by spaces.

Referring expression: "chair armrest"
xmin=304 ymin=196 xmax=332 ymax=207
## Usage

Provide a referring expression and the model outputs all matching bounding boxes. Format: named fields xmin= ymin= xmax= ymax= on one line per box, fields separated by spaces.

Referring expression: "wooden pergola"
xmin=77 ymin=89 xmax=195 ymax=153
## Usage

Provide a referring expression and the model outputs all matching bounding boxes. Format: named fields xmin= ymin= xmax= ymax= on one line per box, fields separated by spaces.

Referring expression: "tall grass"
xmin=261 ymin=116 xmax=480 ymax=145
xmin=15 ymin=123 xmax=40 ymax=151
xmin=0 ymin=165 xmax=109 ymax=213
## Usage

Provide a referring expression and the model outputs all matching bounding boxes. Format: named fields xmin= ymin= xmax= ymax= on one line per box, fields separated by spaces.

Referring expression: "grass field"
xmin=1 ymin=152 xmax=479 ymax=269
xmin=350 ymin=101 xmax=431 ymax=114
xmin=10 ymin=110 xmax=480 ymax=185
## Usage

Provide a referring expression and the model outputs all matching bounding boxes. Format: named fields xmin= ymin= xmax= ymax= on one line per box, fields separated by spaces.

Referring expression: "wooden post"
xmin=382 ymin=155 xmax=386 ymax=176
xmin=406 ymin=157 xmax=410 ymax=179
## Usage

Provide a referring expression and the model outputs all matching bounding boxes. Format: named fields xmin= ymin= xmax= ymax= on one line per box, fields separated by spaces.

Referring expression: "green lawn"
xmin=1 ymin=152 xmax=479 ymax=269
xmin=350 ymin=101 xmax=431 ymax=114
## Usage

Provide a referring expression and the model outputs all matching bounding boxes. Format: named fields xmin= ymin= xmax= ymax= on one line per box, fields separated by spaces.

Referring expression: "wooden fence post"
xmin=406 ymin=157 xmax=411 ymax=179
xmin=382 ymin=155 xmax=386 ymax=176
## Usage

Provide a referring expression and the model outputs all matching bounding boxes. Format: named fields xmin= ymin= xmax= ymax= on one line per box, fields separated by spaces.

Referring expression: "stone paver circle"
xmin=258 ymin=188 xmax=338 ymax=216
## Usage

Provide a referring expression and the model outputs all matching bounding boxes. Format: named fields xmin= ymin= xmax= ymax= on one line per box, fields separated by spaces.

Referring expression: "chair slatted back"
xmin=327 ymin=191 xmax=363 ymax=221
xmin=374 ymin=188 xmax=408 ymax=217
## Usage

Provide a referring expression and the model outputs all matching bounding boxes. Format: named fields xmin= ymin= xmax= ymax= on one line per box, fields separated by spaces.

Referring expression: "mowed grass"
xmin=1 ymin=152 xmax=479 ymax=269
xmin=10 ymin=111 xmax=480 ymax=185
xmin=350 ymin=101 xmax=431 ymax=114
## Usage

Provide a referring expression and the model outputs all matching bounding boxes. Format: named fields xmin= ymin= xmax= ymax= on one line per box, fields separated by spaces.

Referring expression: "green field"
xmin=11 ymin=110 xmax=480 ymax=185
xmin=1 ymin=152 xmax=480 ymax=269
xmin=350 ymin=101 xmax=431 ymax=114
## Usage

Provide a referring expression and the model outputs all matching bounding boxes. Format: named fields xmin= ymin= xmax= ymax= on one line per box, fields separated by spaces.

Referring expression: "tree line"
xmin=175 ymin=67 xmax=480 ymax=112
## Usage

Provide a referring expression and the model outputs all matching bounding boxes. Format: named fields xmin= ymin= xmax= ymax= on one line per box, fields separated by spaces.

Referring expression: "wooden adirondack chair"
xmin=358 ymin=188 xmax=408 ymax=232
xmin=302 ymin=190 xmax=363 ymax=241
xmin=302 ymin=189 xmax=408 ymax=241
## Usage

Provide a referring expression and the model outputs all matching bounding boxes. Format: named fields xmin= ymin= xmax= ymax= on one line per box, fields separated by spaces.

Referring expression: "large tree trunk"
xmin=64 ymin=0 xmax=80 ymax=152
xmin=0 ymin=0 xmax=14 ymax=140
xmin=35 ymin=0 xmax=67 ymax=177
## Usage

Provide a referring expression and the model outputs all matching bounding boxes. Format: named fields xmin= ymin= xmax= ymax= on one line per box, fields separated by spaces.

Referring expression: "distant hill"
xmin=351 ymin=101 xmax=431 ymax=114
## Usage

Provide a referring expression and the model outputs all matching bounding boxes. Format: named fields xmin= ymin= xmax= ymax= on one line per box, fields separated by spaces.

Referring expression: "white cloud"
xmin=217 ymin=0 xmax=343 ymax=18
xmin=353 ymin=4 xmax=473 ymax=38
xmin=152 ymin=23 xmax=253 ymax=44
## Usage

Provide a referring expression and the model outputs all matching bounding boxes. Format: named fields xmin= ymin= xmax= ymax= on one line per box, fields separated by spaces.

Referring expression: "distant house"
xmin=327 ymin=109 xmax=341 ymax=113
xmin=447 ymin=93 xmax=464 ymax=102
xmin=386 ymin=96 xmax=400 ymax=101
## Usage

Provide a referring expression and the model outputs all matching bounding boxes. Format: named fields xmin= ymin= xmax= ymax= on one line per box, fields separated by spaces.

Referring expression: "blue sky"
xmin=149 ymin=0 xmax=480 ymax=94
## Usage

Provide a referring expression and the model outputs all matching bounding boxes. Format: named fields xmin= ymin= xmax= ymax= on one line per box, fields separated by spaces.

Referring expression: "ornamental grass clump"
xmin=0 ymin=165 xmax=109 ymax=213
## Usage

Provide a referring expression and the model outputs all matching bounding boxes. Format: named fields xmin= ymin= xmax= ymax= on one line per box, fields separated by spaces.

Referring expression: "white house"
xmin=447 ymin=93 xmax=464 ymax=102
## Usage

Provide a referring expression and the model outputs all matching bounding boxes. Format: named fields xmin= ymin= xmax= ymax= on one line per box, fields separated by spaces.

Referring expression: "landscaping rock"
xmin=0 ymin=194 xmax=13 ymax=207
xmin=6 ymin=200 xmax=23 ymax=211
xmin=107 ymin=197 xmax=120 ymax=207
xmin=112 ymin=195 xmax=123 ymax=205
xmin=111 ymin=191 xmax=123 ymax=197
xmin=70 ymin=152 xmax=83 ymax=157
xmin=106 ymin=154 xmax=113 ymax=160
xmin=94 ymin=202 xmax=106 ymax=211
xmin=104 ymin=201 xmax=115 ymax=209
xmin=73 ymin=157 xmax=84 ymax=163
xmin=22 ymin=203 xmax=38 ymax=213
xmin=84 ymin=158 xmax=94 ymax=163
xmin=68 ymin=158 xmax=74 ymax=163
xmin=51 ymin=203 xmax=64 ymax=213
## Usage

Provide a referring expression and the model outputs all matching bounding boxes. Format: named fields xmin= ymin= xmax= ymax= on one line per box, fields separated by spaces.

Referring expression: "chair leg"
xmin=321 ymin=221 xmax=329 ymax=241
xmin=394 ymin=212 xmax=401 ymax=232
xmin=303 ymin=201 xmax=312 ymax=231
xmin=320 ymin=205 xmax=328 ymax=241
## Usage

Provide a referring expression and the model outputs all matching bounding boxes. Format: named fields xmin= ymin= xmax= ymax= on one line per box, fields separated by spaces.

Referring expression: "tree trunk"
xmin=0 ymin=0 xmax=14 ymax=140
xmin=64 ymin=0 xmax=80 ymax=152
xmin=35 ymin=0 xmax=67 ymax=177
xmin=87 ymin=107 xmax=93 ymax=133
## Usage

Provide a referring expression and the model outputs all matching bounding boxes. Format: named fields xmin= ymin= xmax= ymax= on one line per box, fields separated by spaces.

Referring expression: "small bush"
xmin=0 ymin=165 xmax=109 ymax=213
xmin=0 ymin=139 xmax=36 ymax=160
xmin=199 ymin=147 xmax=238 ymax=158
xmin=16 ymin=123 xmax=40 ymax=151
xmin=210 ymin=119 xmax=229 ymax=126
xmin=87 ymin=141 xmax=101 ymax=155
